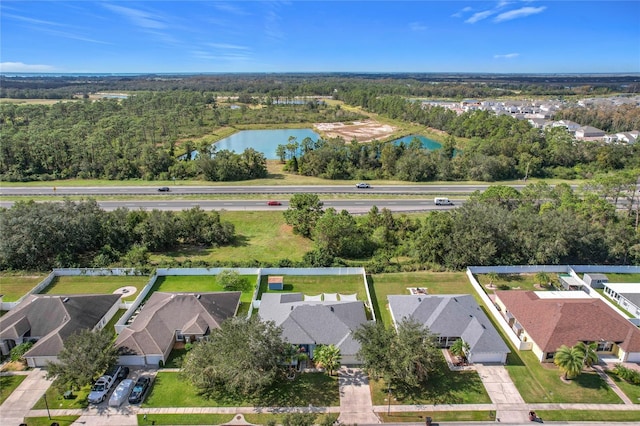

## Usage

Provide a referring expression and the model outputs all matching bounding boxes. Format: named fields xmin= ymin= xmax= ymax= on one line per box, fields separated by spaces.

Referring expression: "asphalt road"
xmin=0 ymin=198 xmax=457 ymax=213
xmin=0 ymin=184 xmax=523 ymax=196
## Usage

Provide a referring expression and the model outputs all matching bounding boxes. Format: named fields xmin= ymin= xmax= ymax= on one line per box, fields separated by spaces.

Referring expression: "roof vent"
xmin=62 ymin=297 xmax=70 ymax=303
xmin=330 ymin=307 xmax=334 ymax=312
xmin=196 ymin=294 xmax=201 ymax=299
xmin=291 ymin=306 xmax=294 ymax=310
xmin=417 ymin=298 xmax=421 ymax=302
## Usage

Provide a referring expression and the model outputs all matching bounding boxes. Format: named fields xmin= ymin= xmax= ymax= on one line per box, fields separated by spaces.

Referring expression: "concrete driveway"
xmin=475 ymin=364 xmax=529 ymax=423
xmin=337 ymin=367 xmax=380 ymax=424
xmin=0 ymin=369 xmax=51 ymax=425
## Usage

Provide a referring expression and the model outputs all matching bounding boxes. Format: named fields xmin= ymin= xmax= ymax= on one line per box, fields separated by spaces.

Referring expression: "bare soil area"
xmin=314 ymin=119 xmax=397 ymax=143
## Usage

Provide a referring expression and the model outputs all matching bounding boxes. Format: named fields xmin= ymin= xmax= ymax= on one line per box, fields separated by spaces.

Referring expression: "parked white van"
xmin=434 ymin=197 xmax=454 ymax=206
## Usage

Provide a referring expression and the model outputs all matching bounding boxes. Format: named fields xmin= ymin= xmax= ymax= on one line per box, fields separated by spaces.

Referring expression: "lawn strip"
xmin=607 ymin=371 xmax=640 ymax=404
xmin=378 ymin=411 xmax=495 ymax=423
xmin=23 ymin=416 xmax=79 ymax=426
xmin=536 ymin=410 xmax=640 ymax=422
xmin=0 ymin=374 xmax=27 ymax=405
xmin=137 ymin=414 xmax=235 ymax=425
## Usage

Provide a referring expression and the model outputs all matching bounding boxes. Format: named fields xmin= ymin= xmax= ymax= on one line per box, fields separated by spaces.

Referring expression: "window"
xmin=176 ymin=330 xmax=185 ymax=342
xmin=546 ymin=352 xmax=555 ymax=360
xmin=596 ymin=341 xmax=613 ymax=352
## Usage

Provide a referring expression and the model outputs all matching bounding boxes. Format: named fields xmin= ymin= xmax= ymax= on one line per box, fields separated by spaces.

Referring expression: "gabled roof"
xmin=496 ymin=290 xmax=640 ymax=353
xmin=0 ymin=294 xmax=121 ymax=358
xmin=258 ymin=293 xmax=367 ymax=356
xmin=387 ymin=295 xmax=509 ymax=356
xmin=115 ymin=292 xmax=240 ymax=357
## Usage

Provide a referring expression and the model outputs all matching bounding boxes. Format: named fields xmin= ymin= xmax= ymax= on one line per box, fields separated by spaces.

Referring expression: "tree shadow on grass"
xmin=255 ymin=373 xmax=338 ymax=408
xmin=365 ymin=275 xmax=383 ymax=325
xmin=574 ymin=372 xmax=611 ymax=391
xmin=267 ymin=172 xmax=285 ymax=180
xmin=230 ymin=234 xmax=250 ymax=247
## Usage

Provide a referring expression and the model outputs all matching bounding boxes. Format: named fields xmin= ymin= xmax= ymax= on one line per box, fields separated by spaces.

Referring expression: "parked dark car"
xmin=128 ymin=376 xmax=151 ymax=404
xmin=157 ymin=186 xmax=170 ymax=192
xmin=116 ymin=366 xmax=129 ymax=381
xmin=105 ymin=365 xmax=127 ymax=381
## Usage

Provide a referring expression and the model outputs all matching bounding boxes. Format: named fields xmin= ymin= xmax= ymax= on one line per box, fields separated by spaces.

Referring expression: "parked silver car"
xmin=108 ymin=379 xmax=134 ymax=407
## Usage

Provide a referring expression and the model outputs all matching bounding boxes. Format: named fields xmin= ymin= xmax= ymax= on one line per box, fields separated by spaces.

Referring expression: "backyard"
xmin=474 ymin=272 xmax=559 ymax=292
xmin=258 ymin=274 xmax=366 ymax=300
xmin=367 ymin=271 xmax=471 ymax=326
xmin=150 ymin=275 xmax=257 ymax=316
xmin=41 ymin=275 xmax=149 ymax=302
xmin=0 ymin=273 xmax=47 ymax=302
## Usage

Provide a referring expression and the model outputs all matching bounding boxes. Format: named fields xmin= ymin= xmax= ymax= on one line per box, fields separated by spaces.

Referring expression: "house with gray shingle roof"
xmin=258 ymin=293 xmax=368 ymax=365
xmin=0 ymin=294 xmax=121 ymax=367
xmin=388 ymin=294 xmax=510 ymax=364
xmin=115 ymin=292 xmax=240 ymax=366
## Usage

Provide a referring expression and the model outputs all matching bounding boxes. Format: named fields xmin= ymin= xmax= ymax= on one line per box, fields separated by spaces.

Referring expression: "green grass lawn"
xmin=33 ymin=384 xmax=90 ymax=409
xmin=0 ymin=273 xmax=47 ymax=301
xmin=592 ymin=273 xmax=640 ymax=283
xmin=506 ymin=351 xmax=621 ymax=403
xmin=152 ymin=211 xmax=313 ymax=265
xmin=150 ymin=275 xmax=256 ymax=316
xmin=105 ymin=309 xmax=127 ymax=335
xmin=0 ymin=374 xmax=27 ymax=404
xmin=138 ymin=414 xmax=235 ymax=425
xmin=370 ymin=353 xmax=491 ymax=405
xmin=144 ymin=371 xmax=339 ymax=408
xmin=607 ymin=371 xmax=640 ymax=404
xmin=258 ymin=274 xmax=366 ymax=299
xmin=368 ymin=271 xmax=471 ymax=327
xmin=475 ymin=272 xmax=559 ymax=292
xmin=23 ymin=416 xmax=79 ymax=426
xmin=244 ymin=413 xmax=338 ymax=426
xmin=379 ymin=411 xmax=496 ymax=423
xmin=536 ymin=410 xmax=640 ymax=422
xmin=42 ymin=275 xmax=149 ymax=301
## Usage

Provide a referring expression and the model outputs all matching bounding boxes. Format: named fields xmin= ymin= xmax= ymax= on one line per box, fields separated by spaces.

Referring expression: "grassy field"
xmin=369 ymin=353 xmax=491 ymax=405
xmin=23 ymin=416 xmax=80 ymax=426
xmin=42 ymin=275 xmax=149 ymax=301
xmin=0 ymin=273 xmax=47 ymax=301
xmin=367 ymin=271 xmax=471 ymax=326
xmin=506 ymin=350 xmax=621 ymax=403
xmin=152 ymin=211 xmax=313 ymax=265
xmin=150 ymin=275 xmax=256 ymax=316
xmin=258 ymin=274 xmax=366 ymax=299
xmin=379 ymin=411 xmax=496 ymax=423
xmin=0 ymin=374 xmax=27 ymax=405
xmin=474 ymin=272 xmax=559 ymax=291
xmin=536 ymin=410 xmax=640 ymax=422
xmin=144 ymin=371 xmax=339 ymax=408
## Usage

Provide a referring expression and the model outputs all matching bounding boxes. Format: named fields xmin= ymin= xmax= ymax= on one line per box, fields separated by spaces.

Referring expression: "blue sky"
xmin=1 ymin=1 xmax=639 ymax=74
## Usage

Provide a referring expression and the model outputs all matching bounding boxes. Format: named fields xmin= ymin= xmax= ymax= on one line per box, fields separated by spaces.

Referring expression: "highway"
xmin=0 ymin=198 xmax=457 ymax=213
xmin=0 ymin=184 xmax=524 ymax=197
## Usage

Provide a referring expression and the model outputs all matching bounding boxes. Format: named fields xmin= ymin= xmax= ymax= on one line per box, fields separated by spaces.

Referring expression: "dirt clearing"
xmin=314 ymin=119 xmax=397 ymax=143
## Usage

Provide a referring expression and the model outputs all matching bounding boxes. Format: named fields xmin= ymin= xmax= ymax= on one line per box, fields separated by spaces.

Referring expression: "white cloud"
xmin=409 ymin=22 xmax=427 ymax=31
xmin=451 ymin=6 xmax=473 ymax=18
xmin=494 ymin=6 xmax=546 ymax=22
xmin=213 ymin=2 xmax=249 ymax=15
xmin=102 ymin=4 xmax=166 ymax=29
xmin=3 ymin=12 xmax=65 ymax=27
xmin=0 ymin=62 xmax=55 ymax=72
xmin=208 ymin=43 xmax=250 ymax=50
xmin=465 ymin=10 xmax=494 ymax=24
xmin=494 ymin=53 xmax=520 ymax=59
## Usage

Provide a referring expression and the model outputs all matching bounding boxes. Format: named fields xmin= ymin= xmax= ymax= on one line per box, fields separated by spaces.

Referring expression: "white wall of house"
xmin=341 ymin=355 xmax=362 ymax=365
xmin=118 ymin=355 xmax=147 ymax=366
xmin=469 ymin=352 xmax=507 ymax=364
xmin=27 ymin=355 xmax=58 ymax=368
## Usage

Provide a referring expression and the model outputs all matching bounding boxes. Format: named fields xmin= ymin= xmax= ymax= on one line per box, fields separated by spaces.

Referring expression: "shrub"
xmin=217 ymin=270 xmax=249 ymax=291
xmin=10 ymin=342 xmax=34 ymax=362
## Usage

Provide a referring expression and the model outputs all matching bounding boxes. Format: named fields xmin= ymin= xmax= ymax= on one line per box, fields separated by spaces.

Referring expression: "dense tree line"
xmin=0 ymin=200 xmax=235 ymax=270
xmin=555 ymin=104 xmax=640 ymax=133
xmin=0 ymin=92 xmax=360 ymax=181
xmin=285 ymin=183 xmax=640 ymax=270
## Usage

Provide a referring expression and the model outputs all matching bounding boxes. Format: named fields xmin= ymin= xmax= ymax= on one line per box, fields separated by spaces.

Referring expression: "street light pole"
xmin=44 ymin=393 xmax=51 ymax=420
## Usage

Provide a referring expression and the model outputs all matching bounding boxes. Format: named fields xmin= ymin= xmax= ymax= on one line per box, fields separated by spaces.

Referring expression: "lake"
xmin=393 ymin=135 xmax=442 ymax=150
xmin=213 ymin=129 xmax=320 ymax=160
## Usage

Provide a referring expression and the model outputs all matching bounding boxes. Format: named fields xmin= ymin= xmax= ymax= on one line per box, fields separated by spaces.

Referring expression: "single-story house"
xmin=603 ymin=283 xmax=640 ymax=318
xmin=0 ymin=294 xmax=121 ymax=367
xmin=495 ymin=290 xmax=640 ymax=363
xmin=258 ymin=292 xmax=368 ymax=365
xmin=584 ymin=273 xmax=609 ymax=289
xmin=115 ymin=292 xmax=241 ymax=366
xmin=388 ymin=294 xmax=510 ymax=364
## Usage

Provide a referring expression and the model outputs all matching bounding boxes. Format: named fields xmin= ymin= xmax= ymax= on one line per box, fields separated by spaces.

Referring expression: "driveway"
xmin=0 ymin=368 xmax=51 ymax=425
xmin=337 ymin=367 xmax=380 ymax=424
xmin=474 ymin=364 xmax=529 ymax=423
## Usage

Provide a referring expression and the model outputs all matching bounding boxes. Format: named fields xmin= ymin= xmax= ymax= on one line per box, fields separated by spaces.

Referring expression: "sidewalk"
xmin=0 ymin=368 xmax=51 ymax=425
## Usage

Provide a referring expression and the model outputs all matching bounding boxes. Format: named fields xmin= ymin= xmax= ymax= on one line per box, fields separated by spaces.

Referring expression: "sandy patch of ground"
xmin=314 ymin=119 xmax=397 ymax=143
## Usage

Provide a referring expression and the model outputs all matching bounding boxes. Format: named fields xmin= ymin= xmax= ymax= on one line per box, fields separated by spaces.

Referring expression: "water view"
xmin=393 ymin=135 xmax=442 ymax=150
xmin=213 ymin=129 xmax=321 ymax=160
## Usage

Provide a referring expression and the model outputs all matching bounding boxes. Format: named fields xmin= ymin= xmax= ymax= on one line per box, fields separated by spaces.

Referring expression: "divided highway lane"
xmin=0 ymin=199 xmax=457 ymax=213
xmin=0 ymin=184 xmax=525 ymax=196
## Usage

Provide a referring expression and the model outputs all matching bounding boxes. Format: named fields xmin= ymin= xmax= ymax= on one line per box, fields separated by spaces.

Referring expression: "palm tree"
xmin=554 ymin=345 xmax=584 ymax=380
xmin=535 ymin=272 xmax=550 ymax=288
xmin=313 ymin=344 xmax=341 ymax=376
xmin=487 ymin=272 xmax=499 ymax=288
xmin=575 ymin=341 xmax=599 ymax=369
xmin=450 ymin=339 xmax=470 ymax=362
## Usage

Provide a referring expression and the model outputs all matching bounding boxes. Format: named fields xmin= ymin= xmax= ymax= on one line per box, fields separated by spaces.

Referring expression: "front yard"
xmin=0 ymin=374 xmax=27 ymax=404
xmin=144 ymin=371 xmax=339 ymax=408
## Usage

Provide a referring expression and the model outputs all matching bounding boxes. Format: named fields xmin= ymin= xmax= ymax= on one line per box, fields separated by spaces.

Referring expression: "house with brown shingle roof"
xmin=0 ymin=294 xmax=121 ymax=367
xmin=115 ymin=292 xmax=241 ymax=366
xmin=495 ymin=290 xmax=640 ymax=363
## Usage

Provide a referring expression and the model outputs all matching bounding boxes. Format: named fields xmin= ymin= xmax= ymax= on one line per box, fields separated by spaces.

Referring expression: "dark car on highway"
xmin=157 ymin=187 xmax=170 ymax=192
xmin=128 ymin=376 xmax=151 ymax=404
